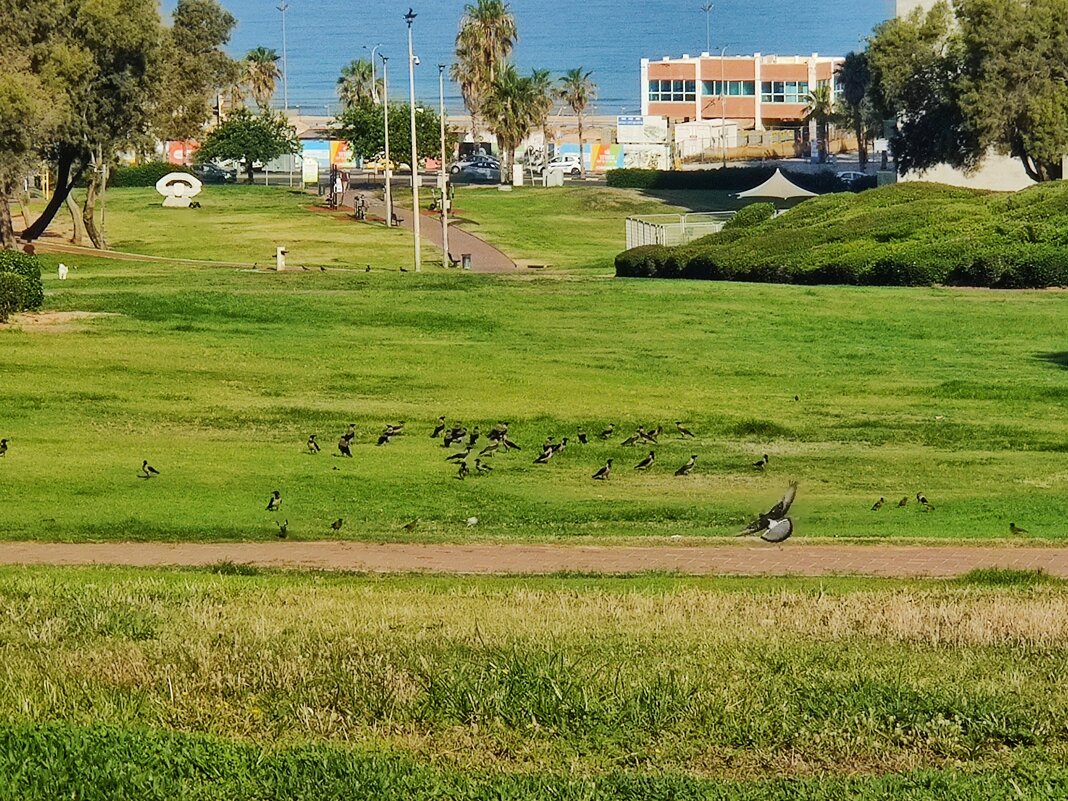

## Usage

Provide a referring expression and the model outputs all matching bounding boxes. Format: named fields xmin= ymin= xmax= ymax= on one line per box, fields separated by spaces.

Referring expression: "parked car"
xmin=537 ymin=155 xmax=582 ymax=176
xmin=191 ymin=163 xmax=237 ymax=183
xmin=454 ymin=157 xmax=501 ymax=184
xmin=451 ymin=154 xmax=499 ymax=175
xmin=836 ymin=170 xmax=867 ymax=186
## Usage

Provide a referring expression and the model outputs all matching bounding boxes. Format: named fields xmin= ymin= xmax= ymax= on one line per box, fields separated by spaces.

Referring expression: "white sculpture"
xmin=155 ymin=172 xmax=203 ymax=208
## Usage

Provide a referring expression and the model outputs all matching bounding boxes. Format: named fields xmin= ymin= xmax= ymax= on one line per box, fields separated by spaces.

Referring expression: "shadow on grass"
xmin=1035 ymin=352 xmax=1068 ymax=370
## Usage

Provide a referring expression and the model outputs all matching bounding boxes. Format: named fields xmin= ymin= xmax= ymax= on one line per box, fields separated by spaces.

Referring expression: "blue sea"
xmin=162 ymin=0 xmax=894 ymax=115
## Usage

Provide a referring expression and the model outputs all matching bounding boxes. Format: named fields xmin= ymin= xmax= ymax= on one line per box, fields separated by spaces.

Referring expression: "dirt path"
xmin=1 ymin=541 xmax=1066 ymax=578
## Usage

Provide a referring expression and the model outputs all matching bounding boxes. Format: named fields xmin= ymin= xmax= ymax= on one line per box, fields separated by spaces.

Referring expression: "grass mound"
xmin=616 ymin=181 xmax=1068 ymax=288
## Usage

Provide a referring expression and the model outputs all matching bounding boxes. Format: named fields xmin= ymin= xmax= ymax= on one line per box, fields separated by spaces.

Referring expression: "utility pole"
xmin=405 ymin=7 xmax=421 ymax=272
xmin=277 ymin=2 xmax=290 ymax=112
xmin=365 ymin=44 xmax=382 ymax=104
xmin=720 ymin=45 xmax=729 ymax=168
xmin=381 ymin=55 xmax=393 ymax=227
xmin=701 ymin=2 xmax=713 ymax=52
xmin=438 ymin=64 xmax=450 ymax=269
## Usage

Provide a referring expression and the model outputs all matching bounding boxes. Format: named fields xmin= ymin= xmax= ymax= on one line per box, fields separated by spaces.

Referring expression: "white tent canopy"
xmin=735 ymin=168 xmax=816 ymax=199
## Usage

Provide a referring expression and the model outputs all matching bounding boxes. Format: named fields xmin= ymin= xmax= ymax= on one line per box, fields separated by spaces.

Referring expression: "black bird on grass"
xmin=402 ymin=519 xmax=419 ymax=533
xmin=331 ymin=518 xmax=344 ymax=532
xmin=488 ymin=422 xmax=509 ymax=442
xmin=752 ymin=453 xmax=769 ymax=470
xmin=599 ymin=424 xmax=615 ymax=440
xmin=307 ymin=434 xmax=321 ymax=453
xmin=480 ymin=440 xmax=501 ymax=456
xmin=140 ymin=460 xmax=160 ymax=479
xmin=739 ymin=483 xmax=798 ymax=543
xmin=467 ymin=427 xmax=481 ymax=447
xmin=338 ymin=433 xmax=354 ymax=457
xmin=871 ymin=497 xmax=885 ymax=511
xmin=533 ymin=447 xmax=555 ymax=465
xmin=577 ymin=428 xmax=588 ymax=445
xmin=916 ymin=492 xmax=934 ymax=511
xmin=385 ymin=421 xmax=405 ymax=436
xmin=551 ymin=437 xmax=569 ymax=454
xmin=634 ymin=451 xmax=656 ymax=471
xmin=276 ymin=519 xmax=288 ymax=539
xmin=898 ymin=496 xmax=908 ymax=508
xmin=444 ymin=424 xmax=467 ymax=447
xmin=446 ymin=447 xmax=473 ymax=463
xmin=377 ymin=428 xmax=395 ymax=446
xmin=365 ymin=264 xmax=372 ymax=272
xmin=0 ymin=439 xmax=7 ymax=457
xmin=475 ymin=458 xmax=493 ymax=474
xmin=320 ymin=266 xmax=327 ymax=272
xmin=266 ymin=490 xmax=282 ymax=512
xmin=675 ymin=421 xmax=695 ymax=438
xmin=592 ymin=459 xmax=613 ymax=480
xmin=456 ymin=461 xmax=469 ymax=480
xmin=1009 ymin=522 xmax=1028 ymax=535
xmin=431 ymin=416 xmax=446 ymax=439
xmin=675 ymin=454 xmax=697 ymax=476
xmin=642 ymin=426 xmax=662 ymax=444
xmin=621 ymin=427 xmax=645 ymax=447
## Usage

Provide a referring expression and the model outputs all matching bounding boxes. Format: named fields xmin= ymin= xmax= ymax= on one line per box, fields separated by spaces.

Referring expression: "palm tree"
xmin=451 ymin=0 xmax=518 ymax=144
xmin=557 ymin=68 xmax=596 ymax=179
xmin=529 ymin=68 xmax=555 ymax=172
xmin=481 ymin=64 xmax=539 ymax=183
xmin=803 ymin=84 xmax=834 ymax=163
xmin=836 ymin=52 xmax=873 ymax=168
xmin=244 ymin=47 xmax=281 ymax=110
xmin=337 ymin=58 xmax=381 ymax=109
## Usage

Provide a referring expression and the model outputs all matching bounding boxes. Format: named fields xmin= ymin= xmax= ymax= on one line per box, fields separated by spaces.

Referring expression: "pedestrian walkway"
xmin=344 ymin=189 xmax=517 ymax=274
xmin=2 ymin=541 xmax=1066 ymax=578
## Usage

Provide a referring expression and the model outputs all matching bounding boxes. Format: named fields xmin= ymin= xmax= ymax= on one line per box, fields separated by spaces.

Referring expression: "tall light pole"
xmin=277 ymin=2 xmax=290 ymax=112
xmin=438 ymin=64 xmax=450 ymax=269
xmin=701 ymin=2 xmax=713 ymax=52
xmin=381 ymin=54 xmax=393 ymax=228
xmin=719 ymin=45 xmax=729 ymax=168
xmin=405 ymin=7 xmax=421 ymax=272
xmin=364 ymin=44 xmax=382 ymax=103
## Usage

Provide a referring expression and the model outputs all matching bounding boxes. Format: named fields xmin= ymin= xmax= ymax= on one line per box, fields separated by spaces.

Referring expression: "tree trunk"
xmin=82 ymin=152 xmax=105 ymax=249
xmin=245 ymin=160 xmax=255 ymax=184
xmin=854 ymin=113 xmax=868 ymax=170
xmin=577 ymin=114 xmax=586 ymax=180
xmin=0 ymin=178 xmax=17 ymax=250
xmin=22 ymin=148 xmax=83 ymax=241
xmin=65 ymin=192 xmax=87 ymax=245
xmin=17 ymin=184 xmax=33 ymax=229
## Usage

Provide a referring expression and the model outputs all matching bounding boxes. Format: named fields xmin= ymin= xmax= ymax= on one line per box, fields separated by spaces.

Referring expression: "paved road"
xmin=1 ymin=542 xmax=1065 ymax=578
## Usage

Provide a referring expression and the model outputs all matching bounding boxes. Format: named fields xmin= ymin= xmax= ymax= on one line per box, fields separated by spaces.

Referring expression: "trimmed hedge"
xmin=606 ymin=166 xmax=877 ymax=194
xmin=0 ymin=250 xmax=44 ymax=311
xmin=0 ymin=272 xmax=29 ymax=322
xmin=108 ymin=161 xmax=194 ymax=188
xmin=722 ymin=202 xmax=775 ymax=230
xmin=616 ymin=181 xmax=1068 ymax=289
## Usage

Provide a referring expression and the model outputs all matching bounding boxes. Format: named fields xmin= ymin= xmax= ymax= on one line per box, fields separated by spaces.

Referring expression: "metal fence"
xmin=625 ymin=212 xmax=735 ymax=249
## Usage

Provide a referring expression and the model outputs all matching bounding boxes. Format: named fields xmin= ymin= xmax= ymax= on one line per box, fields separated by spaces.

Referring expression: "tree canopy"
xmin=335 ymin=100 xmax=452 ymax=165
xmin=869 ymin=0 xmax=1066 ymax=181
xmin=196 ymin=107 xmax=298 ymax=182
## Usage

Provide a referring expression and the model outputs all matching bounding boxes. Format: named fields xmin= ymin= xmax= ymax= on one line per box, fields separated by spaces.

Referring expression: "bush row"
xmin=606 ymin=166 xmax=877 ymax=194
xmin=0 ymin=250 xmax=44 ymax=320
xmin=615 ymin=182 xmax=1068 ymax=288
xmin=107 ymin=161 xmax=194 ymax=188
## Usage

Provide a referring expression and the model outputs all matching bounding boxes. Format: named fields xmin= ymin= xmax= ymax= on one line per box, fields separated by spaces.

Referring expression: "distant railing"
xmin=625 ymin=212 xmax=735 ymax=249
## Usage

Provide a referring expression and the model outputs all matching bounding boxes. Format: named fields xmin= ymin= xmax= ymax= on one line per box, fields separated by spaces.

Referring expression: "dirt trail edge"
xmin=1 ymin=542 xmax=1066 ymax=578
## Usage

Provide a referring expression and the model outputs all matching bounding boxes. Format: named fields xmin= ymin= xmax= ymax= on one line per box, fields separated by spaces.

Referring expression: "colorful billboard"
xmin=558 ymin=143 xmax=669 ymax=171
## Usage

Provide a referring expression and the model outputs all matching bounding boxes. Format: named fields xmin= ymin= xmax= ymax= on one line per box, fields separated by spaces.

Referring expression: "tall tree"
xmin=803 ymin=84 xmax=835 ymax=163
xmin=20 ymin=0 xmax=163 ymax=245
xmin=557 ymin=68 xmax=596 ymax=179
xmin=529 ymin=68 xmax=555 ymax=170
xmin=153 ymin=0 xmax=238 ymax=143
xmin=835 ymin=51 xmax=876 ymax=169
xmin=335 ymin=100 xmax=452 ymax=165
xmin=481 ymin=64 xmax=539 ymax=182
xmin=451 ymin=0 xmax=517 ymax=143
xmin=196 ymin=107 xmax=298 ymax=183
xmin=336 ymin=59 xmax=380 ymax=109
xmin=243 ymin=46 xmax=281 ymax=110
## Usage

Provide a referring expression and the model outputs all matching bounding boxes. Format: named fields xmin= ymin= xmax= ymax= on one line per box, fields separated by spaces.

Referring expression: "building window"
xmin=760 ymin=80 xmax=809 ymax=103
xmin=648 ymin=79 xmax=696 ymax=103
xmin=702 ymin=80 xmax=755 ymax=96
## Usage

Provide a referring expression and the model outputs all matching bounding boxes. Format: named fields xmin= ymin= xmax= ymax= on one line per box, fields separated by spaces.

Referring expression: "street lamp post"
xmin=277 ymin=2 xmax=289 ymax=112
xmin=405 ymin=8 xmax=421 ymax=272
xmin=381 ymin=55 xmax=393 ymax=228
xmin=364 ymin=44 xmax=382 ymax=103
xmin=719 ymin=45 xmax=729 ymax=168
xmin=701 ymin=2 xmax=713 ymax=52
xmin=438 ymin=64 xmax=450 ymax=269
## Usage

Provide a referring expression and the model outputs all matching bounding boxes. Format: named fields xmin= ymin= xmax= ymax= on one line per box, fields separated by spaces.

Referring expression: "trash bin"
xmin=461 ymin=254 xmax=472 ymax=271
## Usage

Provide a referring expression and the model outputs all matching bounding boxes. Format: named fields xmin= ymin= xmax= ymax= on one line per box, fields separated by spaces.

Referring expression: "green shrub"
xmin=614 ymin=181 xmax=1068 ymax=289
xmin=108 ymin=162 xmax=194 ymax=188
xmin=723 ymin=202 xmax=775 ymax=231
xmin=0 ymin=250 xmax=44 ymax=310
xmin=0 ymin=271 xmax=29 ymax=322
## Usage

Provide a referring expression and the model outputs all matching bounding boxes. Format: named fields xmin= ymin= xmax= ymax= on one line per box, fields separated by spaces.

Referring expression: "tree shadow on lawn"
xmin=1035 ymin=352 xmax=1068 ymax=370
xmin=638 ymin=189 xmax=810 ymax=214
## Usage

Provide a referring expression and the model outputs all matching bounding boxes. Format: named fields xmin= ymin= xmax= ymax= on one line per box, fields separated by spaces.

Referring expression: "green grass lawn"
xmin=3 ymin=566 xmax=1068 ymax=798
xmin=447 ymin=185 xmax=746 ymax=272
xmin=1 ymin=240 xmax=1065 ymax=542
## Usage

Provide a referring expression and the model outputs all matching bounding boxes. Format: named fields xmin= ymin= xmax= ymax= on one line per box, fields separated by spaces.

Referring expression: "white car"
xmin=538 ymin=155 xmax=582 ymax=176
